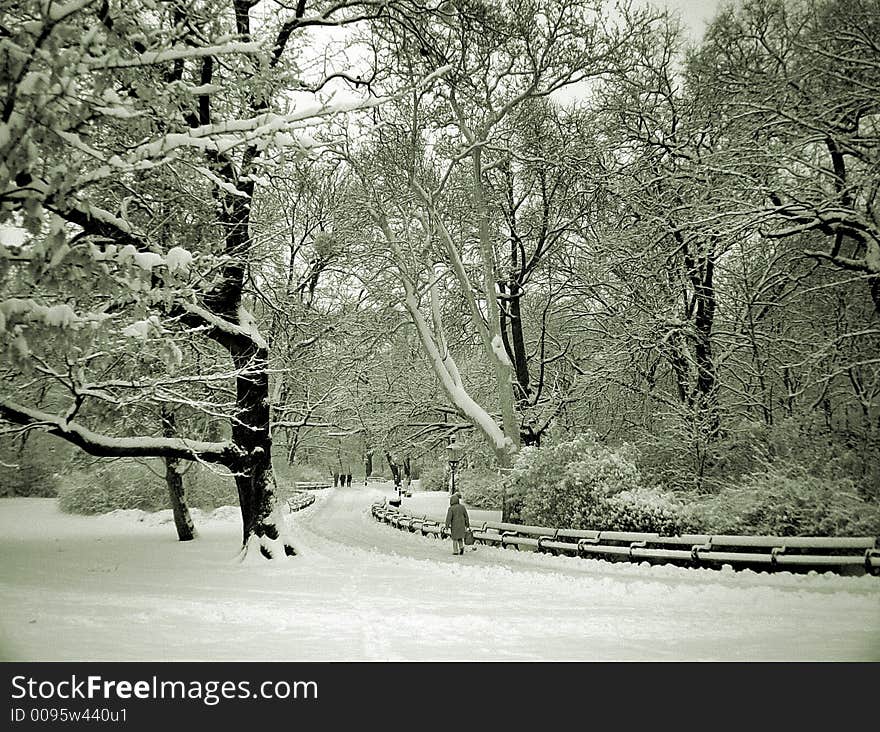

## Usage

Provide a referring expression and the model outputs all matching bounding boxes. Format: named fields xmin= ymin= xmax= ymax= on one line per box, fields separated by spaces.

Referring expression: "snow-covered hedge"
xmin=456 ymin=468 xmax=506 ymax=509
xmin=686 ymin=467 xmax=880 ymax=537
xmin=509 ymin=433 xmax=692 ymax=534
xmin=404 ymin=433 xmax=880 ymax=539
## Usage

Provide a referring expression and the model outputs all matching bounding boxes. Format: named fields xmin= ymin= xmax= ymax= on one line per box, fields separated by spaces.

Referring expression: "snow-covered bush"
xmin=514 ymin=433 xmax=637 ymax=520
xmin=419 ymin=462 xmax=448 ymax=492
xmin=686 ymin=467 xmax=880 ymax=537
xmin=58 ymin=461 xmax=237 ymax=514
xmin=0 ymin=432 xmax=69 ymax=497
xmin=593 ymin=489 xmax=693 ymax=535
xmin=509 ymin=433 xmax=692 ymax=533
xmin=456 ymin=468 xmax=506 ymax=509
xmin=58 ymin=463 xmax=166 ymax=514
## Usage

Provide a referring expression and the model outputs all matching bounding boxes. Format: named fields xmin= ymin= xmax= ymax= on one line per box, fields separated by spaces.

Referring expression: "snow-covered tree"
xmin=695 ymin=0 xmax=880 ymax=313
xmin=340 ymin=0 xmax=660 ymax=467
xmin=0 ymin=0 xmax=430 ymax=557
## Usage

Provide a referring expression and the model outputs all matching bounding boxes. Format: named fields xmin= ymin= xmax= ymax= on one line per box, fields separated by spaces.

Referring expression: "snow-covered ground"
xmin=1 ymin=485 xmax=878 ymax=661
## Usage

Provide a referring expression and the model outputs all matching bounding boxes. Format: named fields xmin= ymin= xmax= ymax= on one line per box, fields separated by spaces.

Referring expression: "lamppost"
xmin=446 ymin=439 xmax=462 ymax=495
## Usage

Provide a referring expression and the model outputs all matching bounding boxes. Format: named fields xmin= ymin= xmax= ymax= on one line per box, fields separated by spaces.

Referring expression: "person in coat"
xmin=445 ymin=493 xmax=470 ymax=556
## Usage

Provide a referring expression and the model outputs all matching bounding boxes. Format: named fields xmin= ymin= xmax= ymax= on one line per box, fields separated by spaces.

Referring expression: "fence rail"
xmin=370 ymin=502 xmax=880 ymax=577
xmin=286 ymin=491 xmax=316 ymax=512
xmin=294 ymin=481 xmax=332 ymax=491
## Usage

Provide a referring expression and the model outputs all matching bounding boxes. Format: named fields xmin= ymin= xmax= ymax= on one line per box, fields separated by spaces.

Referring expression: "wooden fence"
xmin=371 ymin=502 xmax=880 ymax=576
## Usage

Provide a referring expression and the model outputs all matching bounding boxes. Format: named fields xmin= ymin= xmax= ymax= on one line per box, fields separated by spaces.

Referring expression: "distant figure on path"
xmin=345 ymin=473 xmax=352 ymax=487
xmin=445 ymin=493 xmax=470 ymax=556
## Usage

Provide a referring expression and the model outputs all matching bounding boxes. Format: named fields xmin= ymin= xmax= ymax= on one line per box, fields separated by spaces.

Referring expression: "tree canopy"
xmin=2 ymin=0 xmax=878 ymax=554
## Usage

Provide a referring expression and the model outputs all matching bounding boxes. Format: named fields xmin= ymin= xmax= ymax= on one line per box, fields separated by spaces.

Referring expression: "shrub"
xmin=507 ymin=434 xmax=694 ymax=533
xmin=456 ymin=468 xmax=506 ymax=509
xmin=419 ymin=462 xmax=448 ymax=492
xmin=686 ymin=467 xmax=880 ymax=537
xmin=513 ymin=433 xmax=640 ymax=526
xmin=595 ymin=489 xmax=693 ymax=535
xmin=58 ymin=462 xmax=167 ymax=514
xmin=0 ymin=434 xmax=70 ymax=497
xmin=58 ymin=460 xmax=237 ymax=514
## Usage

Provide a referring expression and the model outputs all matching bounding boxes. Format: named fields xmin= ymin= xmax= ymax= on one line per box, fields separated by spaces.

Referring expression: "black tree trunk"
xmin=161 ymin=409 xmax=196 ymax=542
xmin=507 ymin=281 xmax=531 ymax=401
xmin=691 ymin=251 xmax=720 ymax=439
xmin=230 ymin=342 xmax=295 ymax=558
xmin=385 ymin=451 xmax=401 ymax=486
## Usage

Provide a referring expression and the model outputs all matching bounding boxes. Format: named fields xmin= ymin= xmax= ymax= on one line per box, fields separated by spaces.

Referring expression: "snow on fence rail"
xmin=286 ymin=492 xmax=316 ymax=512
xmin=370 ymin=502 xmax=880 ymax=576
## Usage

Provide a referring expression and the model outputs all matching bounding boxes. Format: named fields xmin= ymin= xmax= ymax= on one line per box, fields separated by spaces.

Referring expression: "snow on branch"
xmin=0 ymin=399 xmax=236 ymax=465
xmin=802 ymin=249 xmax=876 ymax=274
xmin=184 ymin=303 xmax=268 ymax=351
xmin=271 ymin=1 xmax=401 ymax=63
xmin=763 ymin=203 xmax=877 ymax=247
xmin=122 ymin=98 xmax=388 ymax=161
xmin=46 ymin=0 xmax=99 ymax=22
xmin=84 ymin=42 xmax=264 ymax=71
xmin=370 ymin=206 xmax=512 ymax=456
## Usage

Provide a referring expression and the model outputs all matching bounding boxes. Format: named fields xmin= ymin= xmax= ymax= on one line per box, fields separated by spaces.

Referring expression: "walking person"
xmin=445 ymin=493 xmax=470 ymax=556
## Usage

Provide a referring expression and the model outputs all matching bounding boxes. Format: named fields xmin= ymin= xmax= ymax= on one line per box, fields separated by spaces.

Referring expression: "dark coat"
xmin=445 ymin=495 xmax=470 ymax=541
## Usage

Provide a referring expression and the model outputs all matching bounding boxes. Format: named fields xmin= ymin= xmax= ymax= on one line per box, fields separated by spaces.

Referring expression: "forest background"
xmin=1 ymin=0 xmax=878 ymax=555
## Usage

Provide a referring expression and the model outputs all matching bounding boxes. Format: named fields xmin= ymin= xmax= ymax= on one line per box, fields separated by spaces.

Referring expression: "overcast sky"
xmin=658 ymin=0 xmax=728 ymax=38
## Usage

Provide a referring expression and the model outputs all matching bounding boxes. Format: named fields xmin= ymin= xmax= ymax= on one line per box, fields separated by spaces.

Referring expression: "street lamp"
xmin=446 ymin=439 xmax=463 ymax=494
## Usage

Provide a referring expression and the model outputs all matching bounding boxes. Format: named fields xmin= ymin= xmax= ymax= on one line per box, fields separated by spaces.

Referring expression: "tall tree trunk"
xmin=472 ymin=146 xmax=520 ymax=460
xmin=506 ymin=280 xmax=531 ymax=402
xmin=193 ymin=98 xmax=291 ymax=557
xmin=691 ymin=249 xmax=720 ymax=439
xmin=164 ymin=457 xmax=196 ymax=542
xmin=402 ymin=455 xmax=412 ymax=488
xmin=230 ymin=342 xmax=294 ymax=559
xmin=160 ymin=409 xmax=196 ymax=542
xmin=385 ymin=451 xmax=401 ymax=486
xmin=505 ymin=277 xmax=543 ymax=446
xmin=675 ymin=233 xmax=721 ymax=441
xmin=286 ymin=427 xmax=299 ymax=465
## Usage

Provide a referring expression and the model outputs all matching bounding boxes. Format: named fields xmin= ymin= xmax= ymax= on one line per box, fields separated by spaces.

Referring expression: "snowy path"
xmin=1 ymin=487 xmax=878 ymax=661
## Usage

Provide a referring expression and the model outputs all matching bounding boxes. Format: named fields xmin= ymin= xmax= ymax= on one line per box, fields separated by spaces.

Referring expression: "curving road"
xmin=0 ymin=489 xmax=878 ymax=661
xmin=287 ymin=483 xmax=880 ymax=660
